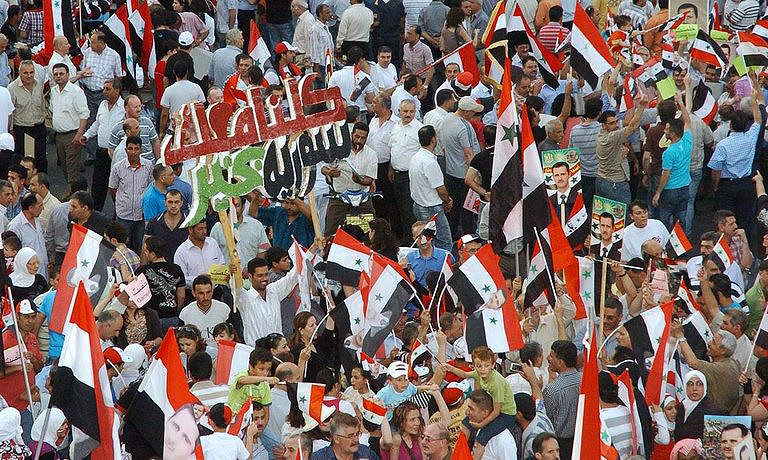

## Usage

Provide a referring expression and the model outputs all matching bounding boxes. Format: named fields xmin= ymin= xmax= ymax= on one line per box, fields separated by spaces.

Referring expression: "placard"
xmin=125 ymin=273 xmax=152 ymax=308
xmin=209 ymin=264 xmax=230 ymax=285
xmin=542 ymin=147 xmax=582 ymax=191
xmin=590 ymin=195 xmax=627 ymax=246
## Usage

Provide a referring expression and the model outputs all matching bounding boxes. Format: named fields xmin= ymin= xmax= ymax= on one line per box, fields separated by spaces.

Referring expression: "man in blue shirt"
xmin=652 ymin=90 xmax=691 ymax=231
xmin=247 ymin=190 xmax=314 ymax=250
xmin=313 ymin=412 xmax=381 ymax=460
xmin=405 ymin=220 xmax=453 ymax=290
xmin=708 ymin=76 xmax=764 ymax=236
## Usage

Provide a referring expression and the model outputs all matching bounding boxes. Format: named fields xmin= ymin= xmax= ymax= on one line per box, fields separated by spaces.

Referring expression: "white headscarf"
xmin=31 ymin=408 xmax=66 ymax=447
xmin=682 ymin=370 xmax=707 ymax=422
xmin=9 ymin=247 xmax=38 ymax=288
xmin=0 ymin=407 xmax=23 ymax=443
xmin=663 ymin=395 xmax=676 ymax=431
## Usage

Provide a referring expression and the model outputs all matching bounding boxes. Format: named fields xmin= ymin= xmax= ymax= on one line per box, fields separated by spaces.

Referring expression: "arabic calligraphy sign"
xmin=160 ymin=73 xmax=350 ymax=227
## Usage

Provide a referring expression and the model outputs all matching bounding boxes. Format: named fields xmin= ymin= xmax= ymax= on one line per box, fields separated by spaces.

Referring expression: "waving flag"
xmin=51 ymin=283 xmax=121 ymax=459
xmin=524 ymin=227 xmax=556 ymax=309
xmin=248 ymin=20 xmax=272 ymax=70
xmin=408 ymin=337 xmax=431 ymax=374
xmin=690 ymin=30 xmax=729 ymax=68
xmin=691 ymin=81 xmax=718 ymax=125
xmin=570 ymin=4 xmax=615 ymax=89
xmin=439 ymin=42 xmax=480 ymax=85
xmin=614 ymin=370 xmax=644 ymax=456
xmin=577 ymin=257 xmax=596 ymax=314
xmin=677 ymin=279 xmax=700 ymax=314
xmin=326 ymin=227 xmax=372 ymax=285
xmin=128 ymin=1 xmax=157 ymax=75
xmin=361 ymin=397 xmax=387 ymax=425
xmin=682 ymin=310 xmax=713 ymax=361
xmin=43 ymin=0 xmax=77 ymax=53
xmin=754 ymin=14 xmax=768 ymax=41
xmin=482 ymin=0 xmax=507 ymax=86
xmin=667 ymin=221 xmax=692 ymax=257
xmin=104 ymin=4 xmax=136 ymax=78
xmin=573 ymin=329 xmax=602 ymax=460
xmin=736 ymin=32 xmax=768 ymax=67
xmin=712 ymin=235 xmax=735 ymax=268
xmin=428 ymin=252 xmax=456 ymax=327
xmin=755 ymin=306 xmax=768 ymax=349
xmin=214 ymin=340 xmax=254 ymax=385
xmin=288 ymin=382 xmax=336 ymax=423
xmin=658 ymin=11 xmax=689 ymax=33
xmin=623 ymin=302 xmax=674 ymax=404
xmin=289 ymin=238 xmax=315 ymax=311
xmin=508 ymin=3 xmax=561 ymax=88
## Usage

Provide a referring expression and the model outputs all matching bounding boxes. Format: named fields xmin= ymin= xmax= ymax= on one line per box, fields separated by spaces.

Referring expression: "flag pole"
xmin=32 ymin=407 xmax=52 ymax=460
xmin=599 ymin=256 xmax=609 ymax=347
xmin=6 ymin=287 xmax=37 ymax=418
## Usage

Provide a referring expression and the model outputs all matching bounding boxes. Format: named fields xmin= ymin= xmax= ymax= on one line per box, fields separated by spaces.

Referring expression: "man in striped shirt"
xmin=537 ymin=5 xmax=570 ymax=52
xmin=725 ymin=0 xmax=759 ymax=31
xmin=542 ymin=340 xmax=581 ymax=459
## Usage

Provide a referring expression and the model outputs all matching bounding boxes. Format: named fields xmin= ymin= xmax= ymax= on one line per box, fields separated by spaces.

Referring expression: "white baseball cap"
xmin=387 ymin=360 xmax=408 ymax=378
xmin=178 ymin=31 xmax=194 ymax=46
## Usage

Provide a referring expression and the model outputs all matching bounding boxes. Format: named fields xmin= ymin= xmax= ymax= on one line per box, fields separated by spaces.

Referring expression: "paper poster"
xmin=590 ymin=195 xmax=627 ymax=245
xmin=542 ymin=148 xmax=582 ymax=191
xmin=703 ymin=415 xmax=752 ymax=459
xmin=670 ymin=0 xmax=708 ymax=33
xmin=656 ymin=76 xmax=678 ymax=100
xmin=674 ymin=24 xmax=698 ymax=40
xmin=463 ymin=189 xmax=481 ymax=214
xmin=164 ymin=404 xmax=200 ymax=459
xmin=125 ymin=273 xmax=152 ymax=308
xmin=209 ymin=264 xmax=230 ymax=285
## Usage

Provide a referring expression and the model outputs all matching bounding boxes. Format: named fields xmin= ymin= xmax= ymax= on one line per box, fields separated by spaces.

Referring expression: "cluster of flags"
xmin=103 ymin=0 xmax=156 ymax=82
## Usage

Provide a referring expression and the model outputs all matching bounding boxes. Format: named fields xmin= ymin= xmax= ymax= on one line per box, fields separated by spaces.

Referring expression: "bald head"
xmin=123 ymin=118 xmax=140 ymax=137
xmin=275 ymin=362 xmax=301 ymax=383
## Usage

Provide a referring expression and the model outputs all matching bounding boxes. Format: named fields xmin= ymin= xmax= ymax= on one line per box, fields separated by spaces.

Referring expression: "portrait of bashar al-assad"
xmin=670 ymin=0 xmax=708 ymax=32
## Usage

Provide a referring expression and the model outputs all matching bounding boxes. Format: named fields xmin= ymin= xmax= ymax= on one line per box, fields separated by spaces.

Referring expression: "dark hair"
xmin=173 ymin=59 xmax=190 ymax=79
xmin=533 ymin=432 xmax=557 ymax=453
xmin=346 ymin=46 xmax=365 ymax=66
xmin=598 ymin=371 xmax=620 ymax=404
xmin=550 ymin=340 xmax=577 ymax=368
xmin=208 ymin=403 xmax=233 ymax=429
xmin=315 ymin=368 xmax=339 ymax=393
xmin=445 ymin=7 xmax=465 ymax=28
xmin=612 ymin=345 xmax=635 ymax=363
xmin=551 ymin=161 xmax=569 ymax=173
xmin=248 ymin=65 xmax=264 ymax=84
xmin=144 ymin=236 xmax=166 ymax=258
xmin=436 ymin=88 xmax=456 ymax=107
xmin=404 ymin=74 xmax=420 ymax=92
xmin=520 ymin=341 xmax=543 ymax=365
xmin=710 ymin=273 xmax=732 ymax=298
xmin=598 ymin=110 xmax=617 ymax=124
xmin=614 ymin=14 xmax=631 ymax=28
xmin=249 ymin=346 xmax=273 ymax=366
xmin=152 ymin=163 xmax=168 ymax=181
xmin=352 ymin=121 xmax=369 ymax=134
xmin=33 ymin=172 xmax=50 ymax=189
xmin=212 ymin=322 xmax=238 ymax=341
xmin=469 ymin=389 xmax=494 ymax=412
xmin=188 ymin=352 xmax=213 ymax=380
xmin=525 ymin=95 xmax=545 ymax=112
xmin=51 ymin=62 xmax=70 ymax=74
xmin=377 ymin=45 xmax=392 ymax=54
xmin=482 ymin=124 xmax=496 ymax=146
xmin=70 ymin=190 xmax=94 ymax=211
xmin=584 ymin=98 xmax=603 ymax=119
xmin=604 ymin=297 xmax=623 ymax=315
xmin=657 ymin=99 xmax=677 ymax=123
xmin=1 ymin=232 xmax=20 ymax=251
xmin=126 ymin=135 xmax=142 ymax=148
xmin=548 ymin=5 xmax=563 ymax=22
xmin=8 ymin=164 xmax=27 ymax=180
xmin=714 ymin=209 xmax=735 ymax=226
xmin=756 ymin=357 xmax=768 ymax=398
xmin=515 ymin=392 xmax=536 ymax=421
xmin=677 ymin=3 xmax=698 ymax=17
xmin=20 ymin=192 xmax=38 ymax=211
xmin=192 ymin=274 xmax=213 ymax=290
xmin=630 ymin=199 xmax=649 ymax=212
xmin=418 ymin=125 xmax=436 ymax=147
xmin=409 ymin=25 xmax=422 ymax=36
xmin=667 ymin=118 xmax=684 ymax=138
xmin=730 ymin=111 xmax=751 ymax=133
xmin=700 ymin=230 xmax=717 ymax=243
xmin=704 ymin=252 xmax=726 ymax=274
xmin=247 ymin=257 xmax=269 ymax=274
xmin=599 ymin=212 xmax=614 ymax=225
xmin=235 ymin=53 xmax=252 ymax=66
xmin=104 ymin=221 xmax=128 ymax=243
xmin=265 ymin=247 xmax=290 ymax=269
xmin=255 ymin=332 xmax=285 ymax=351
xmin=760 ymin=259 xmax=768 ymax=273
xmin=391 ymin=401 xmax=424 ymax=437
xmin=7 ymin=5 xmax=19 ymax=18
xmin=288 ymin=311 xmax=315 ymax=349
xmin=551 ymin=93 xmax=576 ymax=118
xmin=722 ymin=423 xmax=750 ymax=438
xmin=176 ymin=324 xmax=205 ymax=352
xmin=368 ymin=218 xmax=399 ymax=254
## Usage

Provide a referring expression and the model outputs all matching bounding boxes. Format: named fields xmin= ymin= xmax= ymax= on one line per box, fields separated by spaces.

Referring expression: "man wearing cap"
xmin=0 ymin=299 xmax=43 ymax=409
xmin=391 ymin=74 xmax=424 ymax=121
xmin=409 ymin=127 xmax=453 ymax=252
xmin=104 ymin=346 xmax=131 ymax=383
xmin=265 ymin=41 xmax=303 ymax=84
xmin=437 ymin=96 xmax=481 ymax=237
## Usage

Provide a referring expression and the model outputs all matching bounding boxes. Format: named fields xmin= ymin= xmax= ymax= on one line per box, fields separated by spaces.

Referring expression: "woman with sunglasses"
xmin=287 ymin=311 xmax=336 ymax=381
xmin=255 ymin=332 xmax=292 ymax=373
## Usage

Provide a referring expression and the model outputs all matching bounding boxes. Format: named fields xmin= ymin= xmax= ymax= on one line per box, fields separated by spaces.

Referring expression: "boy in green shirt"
xmin=228 ymin=347 xmax=278 ymax=415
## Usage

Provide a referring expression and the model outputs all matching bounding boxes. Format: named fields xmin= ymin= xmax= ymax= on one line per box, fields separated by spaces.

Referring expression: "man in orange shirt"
xmin=642 ymin=0 xmax=669 ymax=56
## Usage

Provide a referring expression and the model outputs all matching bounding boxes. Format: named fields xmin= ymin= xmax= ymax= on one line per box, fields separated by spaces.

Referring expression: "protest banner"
xmin=590 ymin=195 xmax=627 ymax=246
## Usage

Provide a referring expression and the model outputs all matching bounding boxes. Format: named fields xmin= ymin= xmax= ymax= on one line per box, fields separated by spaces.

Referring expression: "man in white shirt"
xmin=466 ymin=389 xmax=518 ymax=459
xmin=82 ymin=78 xmax=125 ymax=212
xmin=370 ymin=46 xmax=397 ymax=93
xmin=388 ymin=99 xmax=423 ymax=238
xmin=367 ymin=93 xmax=400 ymax=228
xmin=291 ymin=0 xmax=315 ymax=57
xmin=179 ymin=275 xmax=231 ymax=342
xmin=49 ymin=63 xmax=89 ymax=196
xmin=174 ymin=220 xmax=226 ymax=289
xmin=210 ymin=195 xmax=271 ymax=271
xmin=47 ymin=35 xmax=88 ymax=83
xmin=423 ymin=88 xmax=456 ymax=166
xmin=236 ymin=257 xmax=299 ymax=345
xmin=433 ymin=62 xmax=460 ymax=106
xmin=215 ymin=0 xmax=238 ymax=47
xmin=686 ymin=231 xmax=744 ymax=291
xmin=321 ymin=121 xmax=378 ymax=236
xmin=621 ymin=199 xmax=670 ymax=261
xmin=391 ymin=74 xmax=423 ymax=121
xmin=336 ymin=0 xmax=373 ymax=57
xmin=327 ymin=47 xmax=377 ymax=119
xmin=409 ymin=124 xmax=452 ymax=250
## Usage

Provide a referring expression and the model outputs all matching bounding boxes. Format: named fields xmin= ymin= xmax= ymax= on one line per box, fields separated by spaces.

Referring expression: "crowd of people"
xmin=0 ymin=0 xmax=767 ymax=458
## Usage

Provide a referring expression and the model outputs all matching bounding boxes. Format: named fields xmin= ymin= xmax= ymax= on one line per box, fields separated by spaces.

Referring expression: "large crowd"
xmin=0 ymin=0 xmax=767 ymax=458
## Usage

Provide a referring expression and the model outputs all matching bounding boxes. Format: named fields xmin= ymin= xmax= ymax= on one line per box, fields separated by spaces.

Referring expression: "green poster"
xmin=590 ymin=195 xmax=627 ymax=246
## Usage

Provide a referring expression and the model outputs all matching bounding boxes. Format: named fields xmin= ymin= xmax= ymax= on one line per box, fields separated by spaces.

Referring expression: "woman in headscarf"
xmin=650 ymin=396 xmax=676 ymax=460
xmin=674 ymin=370 xmax=722 ymax=440
xmin=28 ymin=407 xmax=69 ymax=459
xmin=0 ymin=407 xmax=31 ymax=459
xmin=8 ymin=247 xmax=48 ymax=304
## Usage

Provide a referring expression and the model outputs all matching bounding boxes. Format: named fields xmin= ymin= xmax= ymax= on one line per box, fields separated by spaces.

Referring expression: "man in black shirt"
xmin=136 ymin=236 xmax=187 ymax=332
xmin=1 ymin=6 xmax=19 ymax=46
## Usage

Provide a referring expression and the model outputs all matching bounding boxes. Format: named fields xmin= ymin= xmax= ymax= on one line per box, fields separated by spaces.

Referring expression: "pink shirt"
xmin=381 ymin=439 xmax=424 ymax=460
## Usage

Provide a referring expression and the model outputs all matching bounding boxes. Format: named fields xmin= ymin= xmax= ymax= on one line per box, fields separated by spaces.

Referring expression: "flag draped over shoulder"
xmin=51 ymin=282 xmax=121 ymax=459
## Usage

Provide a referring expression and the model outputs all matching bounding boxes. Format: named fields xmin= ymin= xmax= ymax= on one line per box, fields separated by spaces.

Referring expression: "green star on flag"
xmin=354 ymin=258 xmax=362 ymax=266
xmin=80 ymin=259 xmax=90 ymax=267
xmin=530 ymin=264 xmax=538 ymax=274
xmin=375 ymin=293 xmax=383 ymax=302
xmin=488 ymin=316 xmax=498 ymax=325
xmin=299 ymin=396 xmax=306 ymax=403
xmin=501 ymin=124 xmax=517 ymax=145
xmin=601 ymin=429 xmax=610 ymax=442
xmin=354 ymin=317 xmax=361 ymax=325
xmin=570 ymin=176 xmax=578 ymax=184
xmin=482 ymin=285 xmax=491 ymax=293
xmin=583 ymin=291 xmax=591 ymax=300
xmin=583 ymin=270 xmax=591 ymax=279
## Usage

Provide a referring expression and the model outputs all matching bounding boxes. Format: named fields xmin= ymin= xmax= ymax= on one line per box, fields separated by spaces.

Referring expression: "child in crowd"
xmin=199 ymin=403 xmax=259 ymax=459
xmin=228 ymin=347 xmax=278 ymax=414
xmin=375 ymin=361 xmax=438 ymax=420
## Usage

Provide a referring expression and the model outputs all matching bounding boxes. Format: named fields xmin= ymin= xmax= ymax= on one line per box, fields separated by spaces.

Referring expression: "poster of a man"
xmin=670 ymin=0 xmax=708 ymax=32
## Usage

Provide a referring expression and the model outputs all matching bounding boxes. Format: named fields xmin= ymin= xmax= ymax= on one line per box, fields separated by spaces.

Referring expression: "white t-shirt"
xmin=179 ymin=299 xmax=231 ymax=341
xmin=0 ymin=87 xmax=14 ymax=135
xmin=200 ymin=432 xmax=249 ymax=460
xmin=482 ymin=428 xmax=518 ymax=459
xmin=409 ymin=147 xmax=444 ymax=207
xmin=160 ymin=79 xmax=205 ymax=114
xmin=621 ymin=219 xmax=670 ymax=261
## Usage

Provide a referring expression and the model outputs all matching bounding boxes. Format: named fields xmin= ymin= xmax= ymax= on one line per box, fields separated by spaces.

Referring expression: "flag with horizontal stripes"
xmin=691 ymin=81 xmax=718 ymax=125
xmin=682 ymin=310 xmax=712 ymax=361
xmin=666 ymin=221 xmax=692 ymax=257
xmin=326 ymin=227 xmax=372 ymax=285
xmin=677 ymin=278 xmax=699 ymax=314
xmin=508 ymin=3 xmax=561 ymax=88
xmin=755 ymin=306 xmax=768 ymax=349
xmin=128 ymin=1 xmax=157 ymax=75
xmin=214 ymin=340 xmax=254 ymax=385
xmin=713 ymin=235 xmax=734 ymax=269
xmin=104 ymin=4 xmax=136 ymax=78
xmin=570 ymin=4 xmax=615 ymax=89
xmin=690 ymin=30 xmax=729 ymax=68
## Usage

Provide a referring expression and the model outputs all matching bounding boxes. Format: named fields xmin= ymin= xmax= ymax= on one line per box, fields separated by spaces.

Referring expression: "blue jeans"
xmin=658 ymin=186 xmax=689 ymax=231
xmin=412 ymin=203 xmax=452 ymax=252
xmin=646 ymin=175 xmax=660 ymax=220
xmin=265 ymin=22 xmax=294 ymax=50
xmin=686 ymin=168 xmax=702 ymax=234
xmin=595 ymin=177 xmax=631 ymax=221
xmin=116 ymin=218 xmax=145 ymax=254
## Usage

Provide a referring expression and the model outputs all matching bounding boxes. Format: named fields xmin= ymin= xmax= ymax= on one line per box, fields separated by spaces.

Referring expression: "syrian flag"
xmin=573 ymin=329 xmax=602 ymax=460
xmin=712 ymin=235 xmax=735 ymax=269
xmin=344 ymin=270 xmax=371 ymax=337
xmin=619 ymin=75 xmax=636 ymax=112
xmin=634 ymin=58 xmax=668 ymax=88
xmin=325 ymin=48 xmax=334 ymax=78
xmin=690 ymin=30 xmax=729 ymax=68
xmin=523 ymin=227 xmax=556 ymax=309
xmin=248 ymin=20 xmax=272 ymax=70
xmin=350 ymin=65 xmax=374 ymax=101
xmin=613 ymin=370 xmax=644 ymax=456
xmin=427 ymin=253 xmax=456 ymax=327
xmin=228 ymin=399 xmax=254 ymax=438
xmin=755 ymin=306 xmax=768 ymax=349
xmin=658 ymin=11 xmax=689 ymax=33
xmin=357 ymin=350 xmax=375 ymax=373
xmin=50 ymin=224 xmax=122 ymax=334
xmin=408 ymin=338 xmax=431 ymax=374
xmin=631 ymin=41 xmax=646 ymax=68
xmin=50 ymin=283 xmax=121 ymax=459
xmin=128 ymin=1 xmax=157 ymax=75
xmin=449 ymin=244 xmax=512 ymax=314
xmin=736 ymin=32 xmax=768 ymax=67
xmin=288 ymin=382 xmax=336 ymax=423
xmin=564 ymin=193 xmax=590 ymax=250
xmin=360 ymin=255 xmax=414 ymax=357
xmin=214 ymin=340 xmax=254 ymax=385
xmin=666 ymin=221 xmax=692 ymax=257
xmin=104 ymin=5 xmax=136 ymax=78
xmin=422 ymin=213 xmax=438 ymax=241
xmin=509 ymin=4 xmax=561 ymax=88
xmin=661 ymin=37 xmax=677 ymax=69
xmin=623 ymin=301 xmax=674 ymax=405
xmin=326 ymin=227 xmax=372 ymax=285
xmin=754 ymin=14 xmax=768 ymax=41
xmin=289 ymin=238 xmax=315 ymax=312
xmin=545 ymin=201 xmax=587 ymax=320
xmin=439 ymin=42 xmax=480 ymax=86
xmin=120 ymin=329 xmax=201 ymax=454
xmin=666 ymin=347 xmax=690 ymax=401
xmin=489 ymin=58 xmax=521 ymax=251
xmin=577 ymin=257 xmax=596 ymax=315
xmin=464 ymin=288 xmax=524 ymax=353
xmin=483 ymin=0 xmax=507 ymax=87
xmin=43 ymin=0 xmax=78 ymax=53
xmin=690 ymin=81 xmax=718 ymax=124
xmin=677 ymin=279 xmax=700 ymax=314
xmin=570 ymin=4 xmax=615 ymax=89
xmin=682 ymin=310 xmax=713 ymax=362
xmin=361 ymin=397 xmax=387 ymax=425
